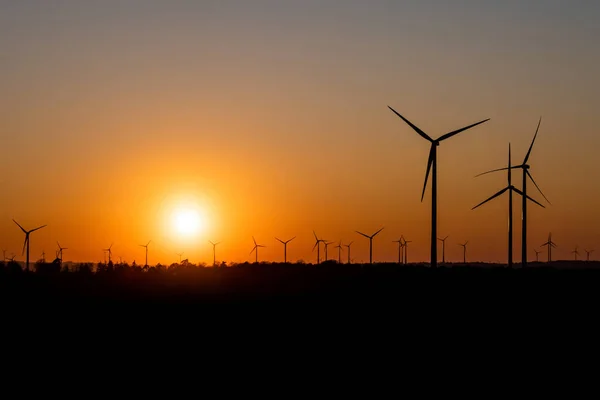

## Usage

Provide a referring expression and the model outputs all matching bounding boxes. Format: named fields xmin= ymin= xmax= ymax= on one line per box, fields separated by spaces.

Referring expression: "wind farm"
xmin=2 ymin=2 xmax=600 ymax=313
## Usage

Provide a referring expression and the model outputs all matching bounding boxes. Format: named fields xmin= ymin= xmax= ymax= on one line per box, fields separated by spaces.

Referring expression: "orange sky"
xmin=1 ymin=1 xmax=600 ymax=265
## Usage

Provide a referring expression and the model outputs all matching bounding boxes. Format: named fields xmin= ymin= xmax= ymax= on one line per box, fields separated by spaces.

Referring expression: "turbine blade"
xmin=372 ymin=227 xmax=385 ymax=237
xmin=523 ymin=117 xmax=542 ymax=164
xmin=475 ymin=166 xmax=512 ymax=178
xmin=312 ymin=241 xmax=319 ymax=251
xmin=275 ymin=237 xmax=284 ymax=244
xmin=512 ymin=187 xmax=545 ymax=208
xmin=355 ymin=231 xmax=370 ymax=239
xmin=252 ymin=236 xmax=257 ymax=246
xmin=387 ymin=106 xmax=433 ymax=142
xmin=31 ymin=225 xmax=47 ymax=232
xmin=13 ymin=219 xmax=26 ymax=233
xmin=421 ymin=145 xmax=435 ymax=202
xmin=437 ymin=118 xmax=490 ymax=142
xmin=472 ymin=187 xmax=509 ymax=210
xmin=526 ymin=170 xmax=551 ymax=205
xmin=250 ymin=246 xmax=257 ymax=255
xmin=22 ymin=237 xmax=28 ymax=255
xmin=288 ymin=236 xmax=296 ymax=243
xmin=313 ymin=230 xmax=319 ymax=241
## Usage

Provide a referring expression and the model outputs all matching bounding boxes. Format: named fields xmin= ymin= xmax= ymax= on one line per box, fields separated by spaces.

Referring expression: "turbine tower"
xmin=402 ymin=236 xmax=412 ymax=264
xmin=475 ymin=117 xmax=550 ymax=268
xmin=250 ymin=236 xmax=266 ymax=263
xmin=585 ymin=249 xmax=594 ymax=261
xmin=388 ymin=106 xmax=490 ymax=268
xmin=209 ymin=240 xmax=220 ymax=266
xmin=540 ymin=233 xmax=557 ymax=262
xmin=323 ymin=240 xmax=333 ymax=262
xmin=13 ymin=219 xmax=47 ymax=272
xmin=458 ymin=241 xmax=469 ymax=263
xmin=335 ymin=241 xmax=343 ymax=264
xmin=56 ymin=241 xmax=68 ymax=264
xmin=438 ymin=235 xmax=449 ymax=264
xmin=139 ymin=240 xmax=151 ymax=267
xmin=275 ymin=236 xmax=295 ymax=263
xmin=312 ymin=231 xmax=324 ymax=264
xmin=534 ymin=249 xmax=541 ymax=262
xmin=103 ymin=243 xmax=113 ymax=263
xmin=392 ymin=239 xmax=403 ymax=264
xmin=355 ymin=227 xmax=384 ymax=265
xmin=344 ymin=241 xmax=353 ymax=264
xmin=472 ymin=144 xmax=544 ymax=268
xmin=572 ymin=246 xmax=579 ymax=261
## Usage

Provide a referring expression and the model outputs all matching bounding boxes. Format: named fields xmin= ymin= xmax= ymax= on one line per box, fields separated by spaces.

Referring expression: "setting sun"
xmin=173 ymin=208 xmax=204 ymax=237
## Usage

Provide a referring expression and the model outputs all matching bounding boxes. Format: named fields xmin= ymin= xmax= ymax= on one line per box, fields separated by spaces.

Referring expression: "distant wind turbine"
xmin=388 ymin=106 xmax=490 ymax=268
xmin=540 ymin=233 xmax=557 ymax=262
xmin=209 ymin=240 xmax=220 ymax=266
xmin=323 ymin=240 xmax=334 ymax=262
xmin=344 ymin=241 xmax=353 ymax=264
xmin=139 ymin=240 xmax=151 ymax=267
xmin=335 ymin=241 xmax=343 ymax=264
xmin=402 ymin=236 xmax=412 ymax=264
xmin=312 ymin=231 xmax=324 ymax=264
xmin=13 ymin=219 xmax=47 ymax=272
xmin=355 ymin=227 xmax=384 ymax=265
xmin=458 ymin=241 xmax=469 ymax=263
xmin=472 ymin=144 xmax=544 ymax=268
xmin=57 ymin=242 xmax=68 ymax=264
xmin=475 ymin=117 xmax=550 ymax=268
xmin=572 ymin=246 xmax=580 ymax=261
xmin=585 ymin=249 xmax=594 ymax=261
xmin=534 ymin=249 xmax=541 ymax=262
xmin=392 ymin=239 xmax=403 ymax=264
xmin=176 ymin=252 xmax=184 ymax=263
xmin=275 ymin=236 xmax=295 ymax=263
xmin=103 ymin=243 xmax=113 ymax=263
xmin=250 ymin=236 xmax=265 ymax=263
xmin=437 ymin=235 xmax=449 ymax=264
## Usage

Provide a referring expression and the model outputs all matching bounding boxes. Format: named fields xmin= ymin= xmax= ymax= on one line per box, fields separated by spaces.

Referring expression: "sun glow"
xmin=173 ymin=208 xmax=204 ymax=237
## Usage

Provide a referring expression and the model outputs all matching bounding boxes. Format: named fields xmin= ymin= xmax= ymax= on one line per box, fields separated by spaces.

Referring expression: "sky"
xmin=1 ymin=0 xmax=600 ymax=265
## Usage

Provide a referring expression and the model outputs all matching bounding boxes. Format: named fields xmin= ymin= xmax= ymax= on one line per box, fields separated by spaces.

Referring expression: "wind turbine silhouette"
xmin=355 ymin=227 xmax=384 ymax=265
xmin=56 ymin=242 xmax=68 ymax=264
xmin=250 ymin=236 xmax=265 ymax=263
xmin=275 ymin=236 xmax=295 ymax=263
xmin=472 ymin=144 xmax=544 ymax=268
xmin=392 ymin=238 xmax=403 ymax=264
xmin=540 ymin=233 xmax=557 ymax=262
xmin=585 ymin=249 xmax=594 ymax=261
xmin=323 ymin=240 xmax=334 ymax=262
xmin=572 ymin=246 xmax=579 ymax=261
xmin=388 ymin=106 xmax=490 ymax=268
xmin=437 ymin=235 xmax=449 ymax=264
xmin=475 ymin=118 xmax=550 ymax=268
xmin=402 ymin=236 xmax=412 ymax=264
xmin=41 ymin=250 xmax=46 ymax=263
xmin=534 ymin=248 xmax=541 ymax=262
xmin=13 ymin=219 xmax=46 ymax=272
xmin=103 ymin=243 xmax=113 ymax=263
xmin=344 ymin=241 xmax=353 ymax=264
xmin=176 ymin=252 xmax=184 ymax=263
xmin=335 ymin=241 xmax=343 ymax=264
xmin=209 ymin=241 xmax=220 ymax=266
xmin=139 ymin=240 xmax=151 ymax=267
xmin=312 ymin=231 xmax=324 ymax=264
xmin=458 ymin=241 xmax=469 ymax=263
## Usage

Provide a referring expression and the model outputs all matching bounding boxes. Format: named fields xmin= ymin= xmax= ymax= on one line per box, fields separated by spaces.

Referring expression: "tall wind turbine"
xmin=275 ymin=236 xmax=295 ymax=263
xmin=438 ymin=235 xmax=449 ymax=264
xmin=209 ymin=240 xmax=220 ymax=266
xmin=572 ymin=246 xmax=579 ymax=261
xmin=13 ymin=219 xmax=47 ymax=272
xmin=402 ymin=236 xmax=412 ymax=264
xmin=356 ymin=227 xmax=384 ymax=265
xmin=388 ymin=106 xmax=490 ymax=268
xmin=335 ymin=241 xmax=343 ymax=264
xmin=139 ymin=240 xmax=151 ymax=267
xmin=56 ymin=242 xmax=68 ymax=264
xmin=103 ymin=243 xmax=113 ymax=263
xmin=458 ymin=241 xmax=469 ymax=263
xmin=344 ymin=241 xmax=353 ymax=264
xmin=534 ymin=249 xmax=541 ymax=262
xmin=540 ymin=233 xmax=557 ymax=262
xmin=472 ymin=144 xmax=544 ymax=268
xmin=250 ymin=236 xmax=266 ymax=263
xmin=312 ymin=231 xmax=324 ymax=264
xmin=392 ymin=239 xmax=404 ymax=264
xmin=585 ymin=249 xmax=594 ymax=261
xmin=475 ymin=118 xmax=550 ymax=268
xmin=323 ymin=240 xmax=334 ymax=262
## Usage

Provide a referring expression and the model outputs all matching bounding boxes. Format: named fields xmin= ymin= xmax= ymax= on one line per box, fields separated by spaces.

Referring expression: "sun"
xmin=172 ymin=208 xmax=204 ymax=237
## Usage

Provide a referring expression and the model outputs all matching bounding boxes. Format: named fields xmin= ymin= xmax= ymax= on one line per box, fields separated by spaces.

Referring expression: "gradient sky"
xmin=1 ymin=0 xmax=599 ymax=265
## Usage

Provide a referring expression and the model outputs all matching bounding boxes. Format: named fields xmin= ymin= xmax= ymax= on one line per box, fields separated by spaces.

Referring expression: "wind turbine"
xmin=437 ymin=235 xmax=449 ymax=264
xmin=356 ymin=227 xmax=384 ymax=265
xmin=388 ymin=106 xmax=490 ymax=268
xmin=13 ymin=219 xmax=47 ymax=272
xmin=585 ymin=249 xmax=594 ymax=261
xmin=312 ymin=231 xmax=324 ymax=264
xmin=250 ymin=236 xmax=265 ymax=263
xmin=458 ymin=241 xmax=469 ymax=263
xmin=540 ymin=233 xmax=557 ymax=262
xmin=344 ymin=241 xmax=353 ymax=264
xmin=139 ymin=240 xmax=151 ymax=267
xmin=402 ymin=236 xmax=412 ymax=264
xmin=572 ymin=246 xmax=579 ymax=261
xmin=209 ymin=241 xmax=220 ymax=266
xmin=323 ymin=240 xmax=334 ymax=262
xmin=275 ymin=236 xmax=295 ymax=263
xmin=392 ymin=239 xmax=404 ymax=264
xmin=335 ymin=241 xmax=343 ymax=264
xmin=41 ymin=251 xmax=46 ymax=263
xmin=534 ymin=249 xmax=541 ymax=262
xmin=475 ymin=118 xmax=550 ymax=268
xmin=472 ymin=144 xmax=544 ymax=268
xmin=176 ymin=252 xmax=184 ymax=263
xmin=103 ymin=243 xmax=113 ymax=263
